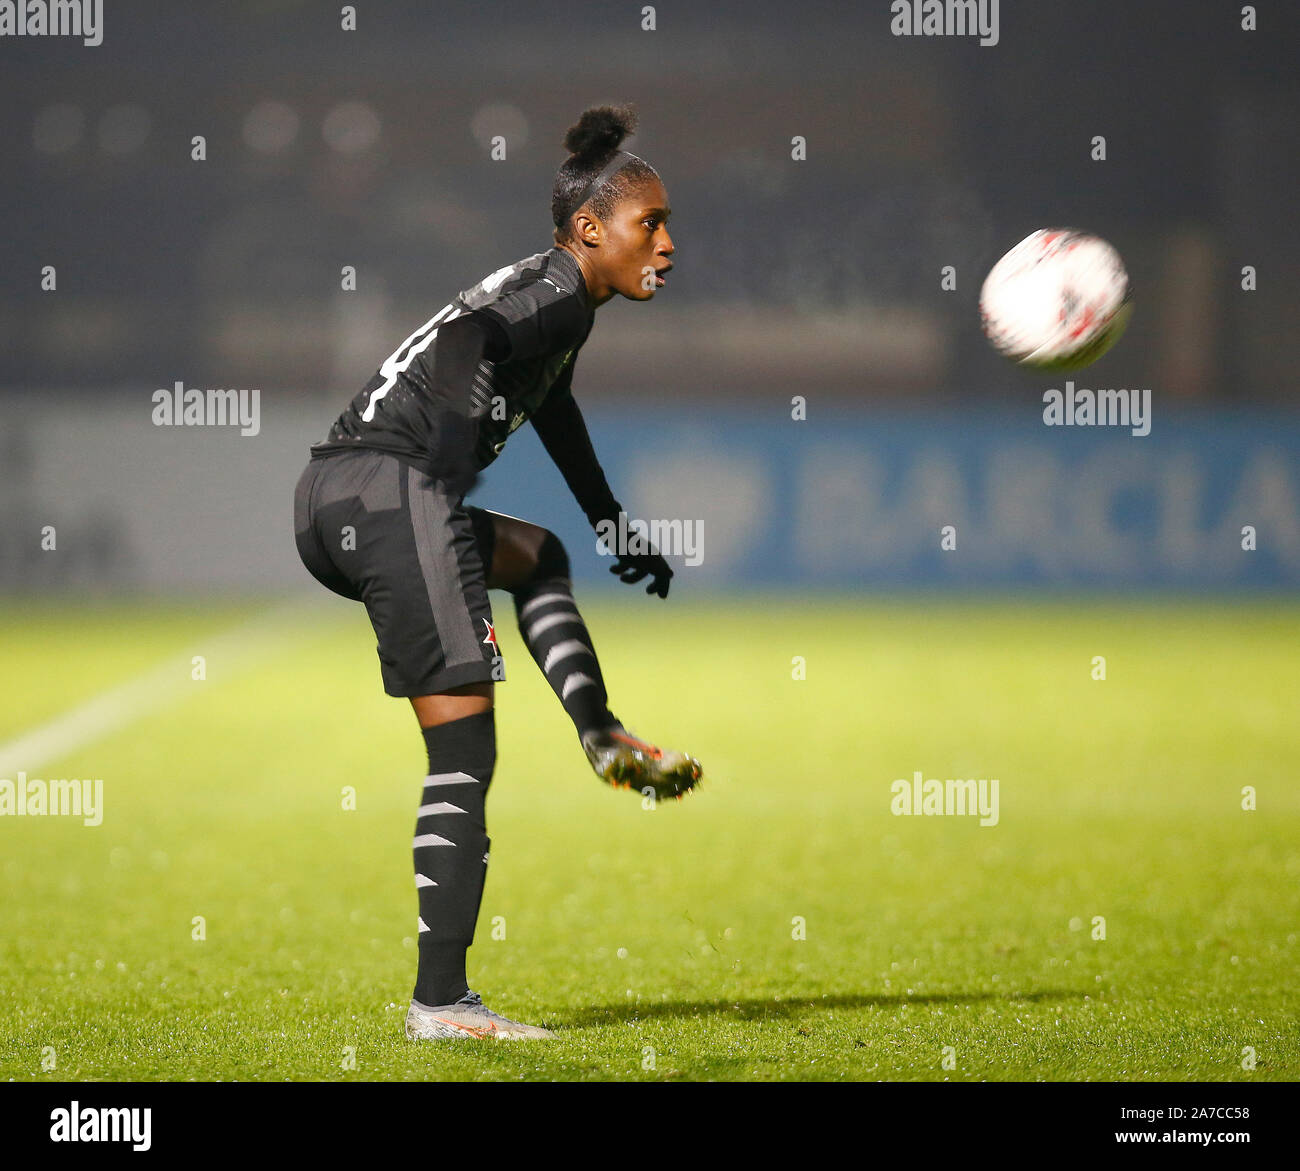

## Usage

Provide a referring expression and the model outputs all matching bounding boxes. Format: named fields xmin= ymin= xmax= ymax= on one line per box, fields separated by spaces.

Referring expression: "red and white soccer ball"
xmin=979 ymin=229 xmax=1133 ymax=371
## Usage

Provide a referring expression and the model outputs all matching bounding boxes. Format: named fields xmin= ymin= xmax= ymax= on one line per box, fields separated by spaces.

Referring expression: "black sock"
xmin=412 ymin=709 xmax=495 ymax=1008
xmin=513 ymin=574 xmax=618 ymax=740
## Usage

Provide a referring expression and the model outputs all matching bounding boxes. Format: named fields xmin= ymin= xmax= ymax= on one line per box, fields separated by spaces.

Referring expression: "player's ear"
xmin=572 ymin=210 xmax=601 ymax=247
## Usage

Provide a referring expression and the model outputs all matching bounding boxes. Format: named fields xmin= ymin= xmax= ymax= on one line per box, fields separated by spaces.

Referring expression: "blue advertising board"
xmin=469 ymin=406 xmax=1300 ymax=590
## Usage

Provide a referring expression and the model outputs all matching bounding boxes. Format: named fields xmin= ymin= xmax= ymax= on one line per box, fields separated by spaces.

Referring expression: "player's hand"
xmin=608 ymin=552 xmax=673 ymax=599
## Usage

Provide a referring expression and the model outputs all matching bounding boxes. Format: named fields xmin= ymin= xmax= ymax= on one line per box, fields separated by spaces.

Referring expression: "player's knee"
xmin=532 ymin=529 xmax=570 ymax=583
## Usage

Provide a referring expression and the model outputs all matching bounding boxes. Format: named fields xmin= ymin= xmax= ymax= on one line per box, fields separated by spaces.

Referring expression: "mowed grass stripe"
xmin=0 ymin=602 xmax=280 ymax=740
xmin=0 ymin=596 xmax=332 ymax=776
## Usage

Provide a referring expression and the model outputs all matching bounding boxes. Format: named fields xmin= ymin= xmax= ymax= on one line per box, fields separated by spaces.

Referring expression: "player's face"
xmin=601 ymin=178 xmax=674 ymax=301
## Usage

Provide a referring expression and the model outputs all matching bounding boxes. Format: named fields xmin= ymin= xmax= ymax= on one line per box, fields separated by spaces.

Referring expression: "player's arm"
xmin=530 ymin=378 xmax=674 ymax=599
xmin=421 ymin=313 xmax=497 ymax=496
xmin=473 ymin=287 xmax=588 ymax=363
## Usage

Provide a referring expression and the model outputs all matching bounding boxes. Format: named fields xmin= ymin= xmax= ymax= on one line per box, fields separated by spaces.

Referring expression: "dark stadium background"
xmin=0 ymin=0 xmax=1296 ymax=593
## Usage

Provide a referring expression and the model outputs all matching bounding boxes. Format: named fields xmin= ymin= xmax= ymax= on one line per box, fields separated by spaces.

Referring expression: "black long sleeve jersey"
xmin=311 ymin=245 xmax=622 ymax=527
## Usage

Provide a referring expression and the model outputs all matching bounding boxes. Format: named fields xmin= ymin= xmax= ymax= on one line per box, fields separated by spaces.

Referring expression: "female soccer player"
xmin=293 ymin=105 xmax=703 ymax=1041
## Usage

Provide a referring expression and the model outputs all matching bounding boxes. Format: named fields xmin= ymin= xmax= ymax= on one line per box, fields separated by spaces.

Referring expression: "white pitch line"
xmin=0 ymin=594 xmax=327 ymax=778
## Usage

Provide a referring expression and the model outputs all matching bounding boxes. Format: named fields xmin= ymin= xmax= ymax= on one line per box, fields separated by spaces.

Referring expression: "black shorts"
xmin=293 ymin=448 xmax=504 ymax=696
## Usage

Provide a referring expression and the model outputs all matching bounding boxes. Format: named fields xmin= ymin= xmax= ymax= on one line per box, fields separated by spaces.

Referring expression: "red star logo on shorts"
xmin=481 ymin=619 xmax=498 ymax=650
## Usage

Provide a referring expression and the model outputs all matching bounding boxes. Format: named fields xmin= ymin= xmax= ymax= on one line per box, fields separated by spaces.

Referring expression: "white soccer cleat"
xmin=405 ymin=990 xmax=557 ymax=1041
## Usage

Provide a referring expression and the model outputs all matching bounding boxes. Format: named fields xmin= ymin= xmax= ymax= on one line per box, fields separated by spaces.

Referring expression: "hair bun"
xmin=563 ymin=104 xmax=638 ymax=160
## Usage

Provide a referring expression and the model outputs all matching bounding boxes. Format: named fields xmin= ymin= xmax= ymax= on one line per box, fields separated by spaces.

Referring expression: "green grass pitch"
xmin=2 ymin=595 xmax=1297 ymax=1082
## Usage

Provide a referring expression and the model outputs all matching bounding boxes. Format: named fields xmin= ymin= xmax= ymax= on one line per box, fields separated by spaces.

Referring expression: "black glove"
xmin=609 ymin=551 xmax=673 ymax=599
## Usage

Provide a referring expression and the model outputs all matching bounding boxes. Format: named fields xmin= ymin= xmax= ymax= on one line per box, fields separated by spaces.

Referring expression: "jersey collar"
xmin=548 ymin=246 xmax=592 ymax=311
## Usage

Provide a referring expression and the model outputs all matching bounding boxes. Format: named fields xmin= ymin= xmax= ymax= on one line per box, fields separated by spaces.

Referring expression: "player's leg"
xmin=408 ymin=683 xmax=494 ymax=1013
xmin=472 ymin=507 xmax=621 ymax=742
xmin=472 ymin=508 xmax=703 ymax=800
xmin=295 ymin=451 xmax=551 ymax=1039
xmin=294 ymin=457 xmax=364 ymax=602
xmin=406 ymin=685 xmax=553 ymax=1039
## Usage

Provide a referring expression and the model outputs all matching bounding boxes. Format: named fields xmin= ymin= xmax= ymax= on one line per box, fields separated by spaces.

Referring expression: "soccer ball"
xmin=979 ymin=229 xmax=1133 ymax=371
